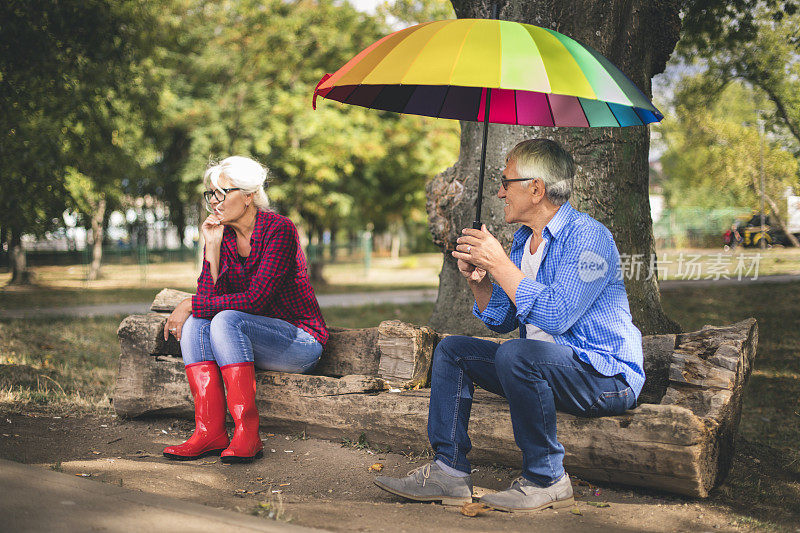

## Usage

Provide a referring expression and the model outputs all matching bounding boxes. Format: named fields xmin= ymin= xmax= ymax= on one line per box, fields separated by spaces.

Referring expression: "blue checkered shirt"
xmin=472 ymin=202 xmax=645 ymax=397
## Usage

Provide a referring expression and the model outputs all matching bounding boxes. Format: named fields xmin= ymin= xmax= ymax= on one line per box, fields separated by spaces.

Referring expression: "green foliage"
xmin=0 ymin=0 xmax=164 ymax=240
xmin=658 ymin=77 xmax=797 ymax=212
xmin=157 ymin=0 xmax=459 ymax=234
xmin=377 ymin=0 xmax=455 ymax=25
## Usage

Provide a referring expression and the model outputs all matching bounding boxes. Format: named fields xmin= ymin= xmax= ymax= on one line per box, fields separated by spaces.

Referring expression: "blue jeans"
xmin=180 ymin=310 xmax=322 ymax=372
xmin=428 ymin=336 xmax=636 ymax=486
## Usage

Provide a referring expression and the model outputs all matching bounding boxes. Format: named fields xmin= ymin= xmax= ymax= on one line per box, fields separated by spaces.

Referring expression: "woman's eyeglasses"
xmin=203 ymin=187 xmax=241 ymax=212
xmin=500 ymin=177 xmax=532 ymax=190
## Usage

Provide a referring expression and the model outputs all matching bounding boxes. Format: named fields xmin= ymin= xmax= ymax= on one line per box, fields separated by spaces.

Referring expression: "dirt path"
xmin=0 ymin=411 xmax=782 ymax=533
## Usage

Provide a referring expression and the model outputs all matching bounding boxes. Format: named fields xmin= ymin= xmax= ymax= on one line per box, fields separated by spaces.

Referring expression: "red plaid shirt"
xmin=191 ymin=210 xmax=328 ymax=346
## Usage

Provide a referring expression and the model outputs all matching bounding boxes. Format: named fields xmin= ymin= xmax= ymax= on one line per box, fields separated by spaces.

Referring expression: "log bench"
xmin=113 ymin=289 xmax=758 ymax=498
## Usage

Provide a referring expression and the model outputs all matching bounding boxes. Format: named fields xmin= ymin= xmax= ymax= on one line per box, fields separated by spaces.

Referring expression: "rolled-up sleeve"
xmin=515 ymin=227 xmax=615 ymax=335
xmin=472 ymin=282 xmax=519 ymax=334
xmin=192 ymin=219 xmax=296 ymax=318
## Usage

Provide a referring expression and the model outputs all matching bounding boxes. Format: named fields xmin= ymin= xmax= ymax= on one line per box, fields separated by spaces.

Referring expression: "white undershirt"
xmin=520 ymin=234 xmax=555 ymax=343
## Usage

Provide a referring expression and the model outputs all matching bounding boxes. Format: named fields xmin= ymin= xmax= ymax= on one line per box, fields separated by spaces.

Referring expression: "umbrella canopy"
xmin=313 ymin=19 xmax=662 ymax=127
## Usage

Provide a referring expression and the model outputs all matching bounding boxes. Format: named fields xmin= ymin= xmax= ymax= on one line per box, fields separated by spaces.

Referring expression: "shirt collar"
xmin=543 ymin=201 xmax=576 ymax=240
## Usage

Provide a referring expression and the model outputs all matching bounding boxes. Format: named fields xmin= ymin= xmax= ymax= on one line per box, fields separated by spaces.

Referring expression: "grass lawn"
xmin=0 ymin=255 xmax=442 ymax=309
xmin=0 ymin=282 xmax=798 ymax=525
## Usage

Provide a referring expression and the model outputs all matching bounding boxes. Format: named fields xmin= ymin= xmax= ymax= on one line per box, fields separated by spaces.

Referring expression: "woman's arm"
xmin=191 ymin=217 xmax=296 ymax=318
xmin=201 ymin=214 xmax=224 ymax=284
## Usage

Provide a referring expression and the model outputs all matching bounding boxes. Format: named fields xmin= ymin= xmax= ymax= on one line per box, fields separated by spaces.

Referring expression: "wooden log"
xmin=113 ymin=318 xmax=757 ymax=497
xmin=116 ymin=291 xmax=758 ymax=497
xmin=377 ymin=320 xmax=437 ymax=388
xmin=150 ymin=288 xmax=192 ymax=313
xmin=117 ymin=312 xmax=381 ymax=377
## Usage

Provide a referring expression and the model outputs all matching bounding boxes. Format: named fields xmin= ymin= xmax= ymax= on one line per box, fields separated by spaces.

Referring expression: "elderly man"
xmin=374 ymin=139 xmax=644 ymax=512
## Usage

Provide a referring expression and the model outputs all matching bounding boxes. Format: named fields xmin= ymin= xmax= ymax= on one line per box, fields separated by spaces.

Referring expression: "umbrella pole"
xmin=473 ymin=89 xmax=492 ymax=230
xmin=473 ymin=3 xmax=499 ymax=231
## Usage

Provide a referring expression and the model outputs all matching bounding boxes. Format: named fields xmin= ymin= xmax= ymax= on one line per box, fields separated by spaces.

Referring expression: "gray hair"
xmin=506 ymin=139 xmax=574 ymax=206
xmin=204 ymin=156 xmax=270 ymax=211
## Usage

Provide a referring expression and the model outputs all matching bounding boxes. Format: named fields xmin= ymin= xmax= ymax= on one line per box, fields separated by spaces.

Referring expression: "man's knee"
xmin=434 ymin=335 xmax=467 ymax=362
xmin=494 ymin=339 xmax=527 ymax=375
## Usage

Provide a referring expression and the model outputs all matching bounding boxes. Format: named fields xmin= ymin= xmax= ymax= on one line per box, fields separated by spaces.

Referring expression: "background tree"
xmin=155 ymin=0 xmax=458 ymax=279
xmin=426 ymin=0 xmax=682 ymax=336
xmin=0 ymin=0 xmax=163 ymax=283
xmin=658 ymin=77 xmax=799 ymax=244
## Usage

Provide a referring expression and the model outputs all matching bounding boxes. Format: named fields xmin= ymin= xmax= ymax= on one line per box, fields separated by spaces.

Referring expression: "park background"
xmin=2 ymin=0 xmax=800 ymax=530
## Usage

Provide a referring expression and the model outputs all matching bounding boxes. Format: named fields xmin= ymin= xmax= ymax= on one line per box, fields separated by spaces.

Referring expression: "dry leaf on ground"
xmin=460 ymin=502 xmax=488 ymax=517
xmin=369 ymin=463 xmax=384 ymax=472
xmin=586 ymin=502 xmax=610 ymax=508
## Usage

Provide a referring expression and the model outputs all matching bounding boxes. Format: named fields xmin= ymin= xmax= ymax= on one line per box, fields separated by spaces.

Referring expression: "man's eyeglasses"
xmin=203 ymin=187 xmax=241 ymax=211
xmin=500 ymin=177 xmax=532 ymax=191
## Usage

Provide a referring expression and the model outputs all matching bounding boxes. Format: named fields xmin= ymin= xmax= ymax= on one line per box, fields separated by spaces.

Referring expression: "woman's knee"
xmin=180 ymin=315 xmax=210 ymax=364
xmin=209 ymin=310 xmax=244 ymax=337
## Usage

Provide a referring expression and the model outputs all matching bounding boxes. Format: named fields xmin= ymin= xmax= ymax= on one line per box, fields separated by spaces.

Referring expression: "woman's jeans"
xmin=180 ymin=310 xmax=322 ymax=373
xmin=429 ymin=336 xmax=636 ymax=487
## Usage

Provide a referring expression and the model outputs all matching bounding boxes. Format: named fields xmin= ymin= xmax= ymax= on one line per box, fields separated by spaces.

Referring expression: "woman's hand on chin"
xmin=201 ymin=213 xmax=224 ymax=247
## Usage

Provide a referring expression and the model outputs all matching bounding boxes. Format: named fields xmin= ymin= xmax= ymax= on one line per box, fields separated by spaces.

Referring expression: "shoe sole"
xmin=482 ymin=496 xmax=575 ymax=513
xmin=163 ymin=449 xmax=226 ymax=461
xmin=220 ymin=449 xmax=264 ymax=464
xmin=373 ymin=479 xmax=472 ymax=506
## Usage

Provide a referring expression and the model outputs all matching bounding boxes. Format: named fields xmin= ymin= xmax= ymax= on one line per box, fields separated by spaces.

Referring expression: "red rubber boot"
xmin=163 ymin=361 xmax=229 ymax=460
xmin=220 ymin=362 xmax=264 ymax=464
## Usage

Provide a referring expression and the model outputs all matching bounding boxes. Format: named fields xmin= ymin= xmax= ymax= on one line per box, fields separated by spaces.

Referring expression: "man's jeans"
xmin=180 ymin=310 xmax=322 ymax=372
xmin=428 ymin=336 xmax=636 ymax=487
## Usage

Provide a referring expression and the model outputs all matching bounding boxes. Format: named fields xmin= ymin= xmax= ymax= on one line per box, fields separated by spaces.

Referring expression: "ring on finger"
xmin=466 ymin=245 xmax=471 ymax=254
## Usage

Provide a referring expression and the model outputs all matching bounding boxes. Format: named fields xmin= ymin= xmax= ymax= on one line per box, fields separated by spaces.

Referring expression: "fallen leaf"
xmin=586 ymin=502 xmax=610 ymax=508
xmin=200 ymin=460 xmax=217 ymax=465
xmin=271 ymin=490 xmax=283 ymax=494
xmin=369 ymin=463 xmax=384 ymax=472
xmin=266 ymin=433 xmax=275 ymax=437
xmin=460 ymin=502 xmax=488 ymax=517
xmin=412 ymin=384 xmax=420 ymax=390
xmin=279 ymin=483 xmax=290 ymax=487
xmin=570 ymin=507 xmax=583 ymax=516
xmin=91 ymin=451 xmax=101 ymax=455
xmin=76 ymin=473 xmax=92 ymax=478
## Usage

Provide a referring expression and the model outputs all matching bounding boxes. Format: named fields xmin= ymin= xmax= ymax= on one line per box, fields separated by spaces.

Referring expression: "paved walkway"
xmin=1 ymin=276 xmax=798 ymax=319
xmin=0 ymin=458 xmax=318 ymax=532
xmin=0 ymin=288 xmax=441 ymax=319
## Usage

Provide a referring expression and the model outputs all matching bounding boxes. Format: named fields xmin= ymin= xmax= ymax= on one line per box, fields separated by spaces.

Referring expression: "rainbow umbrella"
xmin=312 ymin=17 xmax=663 ymax=227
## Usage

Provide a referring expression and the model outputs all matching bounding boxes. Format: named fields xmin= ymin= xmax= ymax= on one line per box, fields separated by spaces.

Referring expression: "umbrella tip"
xmin=312 ymin=73 xmax=333 ymax=110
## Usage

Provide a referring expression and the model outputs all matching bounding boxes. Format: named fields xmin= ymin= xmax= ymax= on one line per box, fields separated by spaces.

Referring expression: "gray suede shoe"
xmin=480 ymin=473 xmax=574 ymax=512
xmin=374 ymin=462 xmax=473 ymax=506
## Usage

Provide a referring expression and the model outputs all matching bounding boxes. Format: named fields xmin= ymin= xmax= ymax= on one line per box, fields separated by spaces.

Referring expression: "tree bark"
xmin=762 ymin=189 xmax=800 ymax=248
xmin=426 ymin=0 xmax=682 ymax=336
xmin=86 ymin=196 xmax=106 ymax=281
xmin=8 ymin=226 xmax=31 ymax=285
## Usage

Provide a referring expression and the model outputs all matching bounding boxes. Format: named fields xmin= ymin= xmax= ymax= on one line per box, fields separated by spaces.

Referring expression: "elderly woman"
xmin=162 ymin=156 xmax=328 ymax=464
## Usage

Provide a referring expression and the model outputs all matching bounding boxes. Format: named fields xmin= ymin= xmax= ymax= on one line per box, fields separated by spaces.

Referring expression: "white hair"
xmin=203 ymin=156 xmax=270 ymax=211
xmin=506 ymin=139 xmax=574 ymax=206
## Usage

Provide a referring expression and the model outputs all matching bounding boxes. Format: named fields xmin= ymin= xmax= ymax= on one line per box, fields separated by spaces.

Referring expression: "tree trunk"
xmin=762 ymin=189 xmax=800 ymax=247
xmin=427 ymin=0 xmax=682 ymax=336
xmin=390 ymin=223 xmax=401 ymax=260
xmin=8 ymin=227 xmax=31 ymax=285
xmin=308 ymin=226 xmax=326 ymax=284
xmin=86 ymin=196 xmax=106 ymax=281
